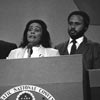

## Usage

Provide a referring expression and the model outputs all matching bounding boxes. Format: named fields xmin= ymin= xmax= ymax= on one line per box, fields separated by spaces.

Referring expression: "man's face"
xmin=68 ymin=15 xmax=86 ymax=39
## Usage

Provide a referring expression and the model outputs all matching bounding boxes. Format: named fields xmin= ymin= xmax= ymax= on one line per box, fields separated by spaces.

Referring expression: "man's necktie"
xmin=70 ymin=39 xmax=76 ymax=54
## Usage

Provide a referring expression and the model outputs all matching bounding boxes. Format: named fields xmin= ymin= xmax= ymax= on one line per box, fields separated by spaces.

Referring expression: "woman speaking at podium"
xmin=7 ymin=19 xmax=59 ymax=59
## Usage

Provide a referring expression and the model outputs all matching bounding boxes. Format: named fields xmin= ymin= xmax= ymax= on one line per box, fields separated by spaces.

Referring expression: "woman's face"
xmin=27 ymin=22 xmax=42 ymax=46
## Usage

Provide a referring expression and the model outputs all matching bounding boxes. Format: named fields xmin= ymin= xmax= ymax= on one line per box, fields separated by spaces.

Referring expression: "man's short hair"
xmin=68 ymin=11 xmax=90 ymax=28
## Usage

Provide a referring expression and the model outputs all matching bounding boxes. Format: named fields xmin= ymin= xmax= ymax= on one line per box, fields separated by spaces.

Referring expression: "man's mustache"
xmin=69 ymin=29 xmax=77 ymax=33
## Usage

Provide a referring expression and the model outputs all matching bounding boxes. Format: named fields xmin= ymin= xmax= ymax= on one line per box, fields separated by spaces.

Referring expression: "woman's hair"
xmin=19 ymin=19 xmax=52 ymax=48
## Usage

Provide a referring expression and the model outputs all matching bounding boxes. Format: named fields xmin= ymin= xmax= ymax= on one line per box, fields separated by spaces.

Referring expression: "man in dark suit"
xmin=55 ymin=11 xmax=100 ymax=100
xmin=0 ymin=40 xmax=17 ymax=59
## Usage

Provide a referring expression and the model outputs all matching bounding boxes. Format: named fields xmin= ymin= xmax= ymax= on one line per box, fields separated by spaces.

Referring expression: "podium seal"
xmin=0 ymin=85 xmax=55 ymax=100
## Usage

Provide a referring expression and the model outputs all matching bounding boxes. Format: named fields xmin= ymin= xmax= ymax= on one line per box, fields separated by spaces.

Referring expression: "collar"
xmin=31 ymin=45 xmax=43 ymax=50
xmin=25 ymin=44 xmax=43 ymax=49
xmin=69 ymin=36 xmax=84 ymax=45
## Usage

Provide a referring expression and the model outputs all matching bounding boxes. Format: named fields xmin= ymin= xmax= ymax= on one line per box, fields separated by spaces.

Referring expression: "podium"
xmin=89 ymin=69 xmax=100 ymax=100
xmin=0 ymin=55 xmax=83 ymax=100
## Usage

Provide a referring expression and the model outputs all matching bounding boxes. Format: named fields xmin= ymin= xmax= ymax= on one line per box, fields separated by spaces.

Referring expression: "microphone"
xmin=27 ymin=43 xmax=33 ymax=57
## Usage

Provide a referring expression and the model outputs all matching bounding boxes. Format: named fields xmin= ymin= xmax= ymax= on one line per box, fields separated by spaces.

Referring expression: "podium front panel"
xmin=0 ymin=55 xmax=83 ymax=100
xmin=89 ymin=69 xmax=100 ymax=100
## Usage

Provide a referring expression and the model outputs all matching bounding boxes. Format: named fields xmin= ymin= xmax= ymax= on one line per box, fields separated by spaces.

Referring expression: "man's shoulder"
xmin=87 ymin=39 xmax=100 ymax=47
xmin=0 ymin=40 xmax=17 ymax=59
xmin=86 ymin=39 xmax=100 ymax=51
xmin=0 ymin=40 xmax=17 ymax=47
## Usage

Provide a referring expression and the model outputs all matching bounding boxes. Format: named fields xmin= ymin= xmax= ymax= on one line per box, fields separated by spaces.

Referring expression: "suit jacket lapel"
xmin=62 ymin=41 xmax=69 ymax=55
xmin=76 ymin=37 xmax=89 ymax=54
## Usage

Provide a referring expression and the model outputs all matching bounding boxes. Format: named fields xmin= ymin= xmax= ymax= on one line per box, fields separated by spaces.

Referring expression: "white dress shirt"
xmin=67 ymin=36 xmax=84 ymax=54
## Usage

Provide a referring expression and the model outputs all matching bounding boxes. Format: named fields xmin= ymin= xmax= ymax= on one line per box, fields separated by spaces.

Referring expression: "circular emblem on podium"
xmin=16 ymin=91 xmax=35 ymax=100
xmin=0 ymin=85 xmax=55 ymax=100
